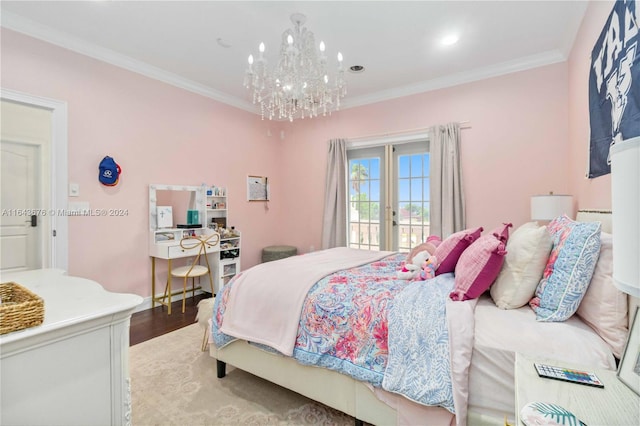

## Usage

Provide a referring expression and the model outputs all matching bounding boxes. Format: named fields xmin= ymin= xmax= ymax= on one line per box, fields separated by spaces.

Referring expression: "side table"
xmin=515 ymin=353 xmax=639 ymax=425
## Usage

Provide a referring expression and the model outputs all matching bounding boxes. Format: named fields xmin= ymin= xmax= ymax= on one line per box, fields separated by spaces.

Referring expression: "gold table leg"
xmin=151 ymin=257 xmax=156 ymax=309
xmin=167 ymin=258 xmax=172 ymax=315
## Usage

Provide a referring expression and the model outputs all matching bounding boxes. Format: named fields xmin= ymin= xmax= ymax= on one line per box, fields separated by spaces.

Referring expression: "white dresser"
xmin=0 ymin=269 xmax=142 ymax=426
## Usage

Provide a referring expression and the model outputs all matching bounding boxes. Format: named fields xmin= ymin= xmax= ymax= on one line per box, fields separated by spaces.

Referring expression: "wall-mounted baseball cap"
xmin=99 ymin=156 xmax=121 ymax=186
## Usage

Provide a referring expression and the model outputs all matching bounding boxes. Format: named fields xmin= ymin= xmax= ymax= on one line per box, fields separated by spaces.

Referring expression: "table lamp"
xmin=530 ymin=193 xmax=574 ymax=222
xmin=611 ymin=135 xmax=640 ymax=397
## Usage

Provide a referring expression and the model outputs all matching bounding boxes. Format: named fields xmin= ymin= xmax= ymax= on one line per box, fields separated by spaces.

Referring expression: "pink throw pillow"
xmin=450 ymin=223 xmax=512 ymax=301
xmin=434 ymin=227 xmax=483 ymax=275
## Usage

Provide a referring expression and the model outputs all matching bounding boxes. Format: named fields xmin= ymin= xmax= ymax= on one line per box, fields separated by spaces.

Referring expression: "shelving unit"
xmin=206 ymin=187 xmax=228 ymax=230
xmin=218 ymin=232 xmax=241 ymax=287
xmin=205 ymin=185 xmax=241 ymax=290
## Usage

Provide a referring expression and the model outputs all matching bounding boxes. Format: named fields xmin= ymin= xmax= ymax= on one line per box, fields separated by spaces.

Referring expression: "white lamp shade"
xmin=611 ymin=136 xmax=640 ymax=298
xmin=531 ymin=194 xmax=574 ymax=221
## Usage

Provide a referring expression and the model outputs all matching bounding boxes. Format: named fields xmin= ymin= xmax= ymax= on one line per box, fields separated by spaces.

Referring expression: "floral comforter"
xmin=212 ymin=252 xmax=459 ymax=412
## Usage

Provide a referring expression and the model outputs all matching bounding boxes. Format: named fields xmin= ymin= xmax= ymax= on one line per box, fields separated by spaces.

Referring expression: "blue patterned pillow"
xmin=529 ymin=215 xmax=601 ymax=322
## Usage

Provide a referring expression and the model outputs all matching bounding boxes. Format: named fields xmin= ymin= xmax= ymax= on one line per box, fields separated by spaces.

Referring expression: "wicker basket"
xmin=0 ymin=282 xmax=44 ymax=335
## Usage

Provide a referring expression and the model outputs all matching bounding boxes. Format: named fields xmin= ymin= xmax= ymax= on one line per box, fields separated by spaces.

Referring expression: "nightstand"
xmin=515 ymin=353 xmax=639 ymax=425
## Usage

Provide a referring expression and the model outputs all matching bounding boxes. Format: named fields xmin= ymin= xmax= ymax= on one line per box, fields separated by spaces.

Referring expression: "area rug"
xmin=129 ymin=323 xmax=354 ymax=425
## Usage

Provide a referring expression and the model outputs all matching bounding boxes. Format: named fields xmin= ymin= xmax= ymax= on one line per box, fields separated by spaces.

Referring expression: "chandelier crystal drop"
xmin=243 ymin=13 xmax=347 ymax=121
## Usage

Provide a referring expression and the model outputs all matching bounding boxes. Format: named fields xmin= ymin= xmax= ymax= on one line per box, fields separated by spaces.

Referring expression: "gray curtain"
xmin=429 ymin=122 xmax=465 ymax=237
xmin=321 ymin=139 xmax=348 ymax=249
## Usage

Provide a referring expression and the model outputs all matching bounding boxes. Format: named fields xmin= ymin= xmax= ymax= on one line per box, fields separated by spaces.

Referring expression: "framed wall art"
xmin=247 ymin=175 xmax=269 ymax=201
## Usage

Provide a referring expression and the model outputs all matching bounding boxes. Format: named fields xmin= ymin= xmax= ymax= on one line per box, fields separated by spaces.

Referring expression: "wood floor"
xmin=129 ymin=292 xmax=210 ymax=346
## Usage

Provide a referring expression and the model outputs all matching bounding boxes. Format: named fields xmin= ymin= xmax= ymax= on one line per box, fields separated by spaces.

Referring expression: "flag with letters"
xmin=588 ymin=0 xmax=640 ymax=178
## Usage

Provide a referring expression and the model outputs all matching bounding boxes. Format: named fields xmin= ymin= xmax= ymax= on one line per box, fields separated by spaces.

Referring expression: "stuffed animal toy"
xmin=416 ymin=255 xmax=438 ymax=281
xmin=397 ymin=250 xmax=431 ymax=280
xmin=406 ymin=242 xmax=433 ymax=263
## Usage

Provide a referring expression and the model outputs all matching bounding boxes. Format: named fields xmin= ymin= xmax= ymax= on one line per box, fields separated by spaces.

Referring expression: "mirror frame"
xmin=149 ymin=184 xmax=205 ymax=230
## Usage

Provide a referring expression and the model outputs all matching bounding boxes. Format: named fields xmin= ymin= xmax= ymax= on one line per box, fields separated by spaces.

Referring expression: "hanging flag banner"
xmin=588 ymin=0 xmax=640 ymax=178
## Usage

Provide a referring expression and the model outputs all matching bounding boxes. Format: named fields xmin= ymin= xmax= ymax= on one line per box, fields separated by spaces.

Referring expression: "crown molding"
xmin=1 ymin=11 xmax=257 ymax=114
xmin=2 ymin=10 xmax=568 ymax=117
xmin=341 ymin=50 xmax=567 ymax=109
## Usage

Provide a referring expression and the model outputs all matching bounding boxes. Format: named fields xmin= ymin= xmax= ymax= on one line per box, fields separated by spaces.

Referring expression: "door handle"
xmin=30 ymin=214 xmax=37 ymax=227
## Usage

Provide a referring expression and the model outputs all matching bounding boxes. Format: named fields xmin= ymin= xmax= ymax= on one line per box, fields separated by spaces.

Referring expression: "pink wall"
xmin=1 ymin=29 xmax=287 ymax=296
xmin=568 ymin=0 xmax=615 ymax=210
xmin=1 ymin=2 xmax=612 ymax=300
xmin=279 ymin=63 xmax=572 ymax=252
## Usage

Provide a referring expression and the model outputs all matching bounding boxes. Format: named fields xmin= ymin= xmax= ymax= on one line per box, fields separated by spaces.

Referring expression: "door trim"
xmin=1 ymin=88 xmax=69 ymax=271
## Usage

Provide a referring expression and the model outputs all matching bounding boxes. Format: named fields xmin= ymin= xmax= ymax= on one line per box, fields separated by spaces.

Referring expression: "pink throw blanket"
xmin=219 ymin=247 xmax=394 ymax=356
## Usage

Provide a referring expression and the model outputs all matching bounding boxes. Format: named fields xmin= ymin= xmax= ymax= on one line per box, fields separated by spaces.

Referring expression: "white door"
xmin=0 ymin=142 xmax=41 ymax=272
xmin=0 ymin=100 xmax=51 ymax=273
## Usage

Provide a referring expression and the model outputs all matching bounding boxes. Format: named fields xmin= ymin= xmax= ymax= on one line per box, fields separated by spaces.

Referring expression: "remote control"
xmin=534 ymin=363 xmax=604 ymax=388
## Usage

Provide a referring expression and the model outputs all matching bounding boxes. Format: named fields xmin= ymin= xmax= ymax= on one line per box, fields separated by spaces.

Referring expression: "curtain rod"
xmin=347 ymin=121 xmax=471 ymax=142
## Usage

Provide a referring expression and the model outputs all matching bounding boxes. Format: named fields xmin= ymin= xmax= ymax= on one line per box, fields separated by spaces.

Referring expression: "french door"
xmin=347 ymin=141 xmax=430 ymax=252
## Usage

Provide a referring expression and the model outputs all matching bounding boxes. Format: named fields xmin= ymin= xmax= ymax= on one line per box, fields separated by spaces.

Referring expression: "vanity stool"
xmin=262 ymin=245 xmax=298 ymax=263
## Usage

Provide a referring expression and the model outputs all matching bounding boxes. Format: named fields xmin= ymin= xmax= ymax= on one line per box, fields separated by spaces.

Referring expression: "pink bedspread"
xmin=218 ymin=247 xmax=394 ymax=356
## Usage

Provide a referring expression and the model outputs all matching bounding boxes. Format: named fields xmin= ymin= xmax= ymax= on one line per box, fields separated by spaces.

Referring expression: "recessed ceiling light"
xmin=441 ymin=34 xmax=459 ymax=46
xmin=349 ymin=65 xmax=365 ymax=73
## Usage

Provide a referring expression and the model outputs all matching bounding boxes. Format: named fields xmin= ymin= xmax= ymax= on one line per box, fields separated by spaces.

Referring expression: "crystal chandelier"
xmin=244 ymin=13 xmax=347 ymax=121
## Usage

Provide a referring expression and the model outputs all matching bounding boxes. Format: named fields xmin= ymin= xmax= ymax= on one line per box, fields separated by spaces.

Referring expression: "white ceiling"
xmin=1 ymin=1 xmax=589 ymax=114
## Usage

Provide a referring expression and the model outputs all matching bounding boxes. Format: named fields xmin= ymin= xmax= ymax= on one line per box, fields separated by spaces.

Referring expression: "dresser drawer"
xmin=168 ymin=244 xmax=201 ymax=258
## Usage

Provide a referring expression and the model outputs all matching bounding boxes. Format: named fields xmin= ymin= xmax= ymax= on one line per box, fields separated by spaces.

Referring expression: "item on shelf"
xmin=156 ymin=206 xmax=173 ymax=228
xmin=177 ymin=224 xmax=202 ymax=229
xmin=155 ymin=232 xmax=175 ymax=242
xmin=221 ymin=249 xmax=240 ymax=259
xmin=220 ymin=227 xmax=236 ymax=238
xmin=187 ymin=209 xmax=199 ymax=225
xmin=208 ymin=186 xmax=225 ymax=197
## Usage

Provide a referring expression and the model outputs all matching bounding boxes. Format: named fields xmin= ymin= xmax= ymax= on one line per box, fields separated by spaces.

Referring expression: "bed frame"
xmin=212 ymin=342 xmax=399 ymax=426
xmin=210 ymin=210 xmax=623 ymax=426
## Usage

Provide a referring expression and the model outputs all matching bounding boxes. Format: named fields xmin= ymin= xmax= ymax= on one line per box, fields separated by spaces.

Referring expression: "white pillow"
xmin=576 ymin=232 xmax=628 ymax=358
xmin=490 ymin=222 xmax=552 ymax=309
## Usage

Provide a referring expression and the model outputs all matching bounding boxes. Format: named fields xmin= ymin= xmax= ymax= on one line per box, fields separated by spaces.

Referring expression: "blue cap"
xmin=99 ymin=156 xmax=121 ymax=186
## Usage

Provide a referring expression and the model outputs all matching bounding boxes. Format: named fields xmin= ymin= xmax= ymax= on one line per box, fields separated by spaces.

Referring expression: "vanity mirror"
xmin=149 ymin=184 xmax=205 ymax=230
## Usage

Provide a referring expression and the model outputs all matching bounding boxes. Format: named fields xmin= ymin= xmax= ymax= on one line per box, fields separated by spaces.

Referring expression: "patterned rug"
xmin=129 ymin=323 xmax=354 ymax=425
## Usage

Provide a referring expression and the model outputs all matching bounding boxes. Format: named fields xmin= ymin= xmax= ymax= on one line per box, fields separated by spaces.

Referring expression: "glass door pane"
xmin=348 ymin=148 xmax=383 ymax=251
xmin=394 ymin=143 xmax=430 ymax=253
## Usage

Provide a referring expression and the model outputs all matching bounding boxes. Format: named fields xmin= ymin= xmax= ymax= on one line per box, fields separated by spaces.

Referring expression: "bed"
xmin=209 ymin=210 xmax=631 ymax=425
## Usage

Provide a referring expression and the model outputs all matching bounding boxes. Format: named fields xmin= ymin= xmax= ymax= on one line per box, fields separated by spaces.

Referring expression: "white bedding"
xmin=467 ymin=294 xmax=616 ymax=421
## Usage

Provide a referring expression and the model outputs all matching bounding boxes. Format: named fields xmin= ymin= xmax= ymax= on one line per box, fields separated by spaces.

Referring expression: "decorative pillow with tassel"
xmin=450 ymin=223 xmax=512 ymax=301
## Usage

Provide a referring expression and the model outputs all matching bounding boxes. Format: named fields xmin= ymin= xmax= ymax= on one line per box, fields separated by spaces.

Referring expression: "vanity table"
xmin=150 ymin=226 xmax=220 ymax=314
xmin=0 ymin=269 xmax=142 ymax=426
xmin=149 ymin=184 xmax=241 ymax=314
